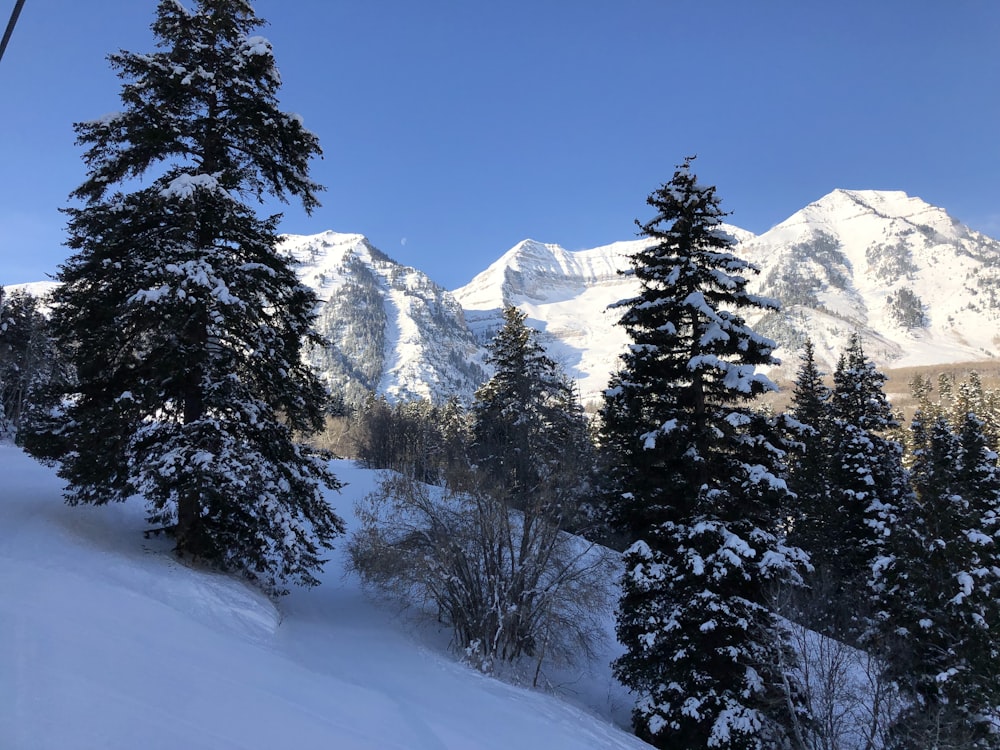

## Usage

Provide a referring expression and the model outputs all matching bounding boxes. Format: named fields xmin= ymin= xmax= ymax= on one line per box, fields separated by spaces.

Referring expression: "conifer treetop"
xmin=72 ymin=0 xmax=322 ymax=212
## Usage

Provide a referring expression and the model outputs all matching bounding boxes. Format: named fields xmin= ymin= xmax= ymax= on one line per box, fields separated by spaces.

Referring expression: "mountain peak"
xmin=800 ymin=188 xmax=943 ymax=224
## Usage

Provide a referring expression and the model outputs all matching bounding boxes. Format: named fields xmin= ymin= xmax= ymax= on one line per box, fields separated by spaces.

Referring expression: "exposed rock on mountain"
xmin=281 ymin=231 xmax=484 ymax=406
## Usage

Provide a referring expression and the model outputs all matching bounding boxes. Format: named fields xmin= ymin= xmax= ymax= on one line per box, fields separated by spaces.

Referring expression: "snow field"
xmin=0 ymin=446 xmax=648 ymax=750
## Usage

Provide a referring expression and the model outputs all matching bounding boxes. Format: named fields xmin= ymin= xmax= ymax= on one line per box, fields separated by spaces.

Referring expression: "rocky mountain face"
xmin=280 ymin=231 xmax=484 ymax=406
xmin=8 ymin=192 xmax=999 ymax=407
xmin=741 ymin=189 xmax=1000 ymax=380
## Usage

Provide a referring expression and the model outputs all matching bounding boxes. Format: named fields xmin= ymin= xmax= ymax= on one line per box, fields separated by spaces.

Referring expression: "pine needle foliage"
xmin=601 ymin=158 xmax=809 ymax=750
xmin=34 ymin=0 xmax=343 ymax=592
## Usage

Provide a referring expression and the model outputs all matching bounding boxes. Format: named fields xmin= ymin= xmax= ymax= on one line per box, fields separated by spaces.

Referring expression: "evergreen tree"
xmin=472 ymin=305 xmax=592 ymax=524
xmin=781 ymin=339 xmax=843 ymax=630
xmin=35 ymin=0 xmax=343 ymax=592
xmin=785 ymin=340 xmax=831 ymax=559
xmin=874 ymin=411 xmax=1000 ymax=748
xmin=0 ymin=288 xmax=68 ymax=440
xmin=823 ymin=334 xmax=908 ymax=638
xmin=601 ymin=159 xmax=809 ymax=749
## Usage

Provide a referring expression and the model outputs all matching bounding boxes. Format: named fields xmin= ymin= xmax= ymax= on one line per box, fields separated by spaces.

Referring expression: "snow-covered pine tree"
xmin=953 ymin=372 xmax=999 ymax=448
xmin=601 ymin=158 xmax=809 ymax=750
xmin=36 ymin=0 xmax=343 ymax=592
xmin=785 ymin=340 xmax=831 ymax=548
xmin=473 ymin=305 xmax=592 ymax=523
xmin=824 ymin=334 xmax=908 ymax=638
xmin=874 ymin=411 xmax=1000 ymax=748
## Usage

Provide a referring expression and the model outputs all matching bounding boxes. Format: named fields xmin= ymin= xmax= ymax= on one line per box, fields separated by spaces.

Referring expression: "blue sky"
xmin=1 ymin=1 xmax=998 ymax=289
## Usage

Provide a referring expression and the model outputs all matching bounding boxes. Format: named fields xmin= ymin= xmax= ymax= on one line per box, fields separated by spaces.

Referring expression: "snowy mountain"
xmin=280 ymin=231 xmax=484 ymax=406
xmin=455 ymin=191 xmax=1000 ymax=400
xmin=455 ymin=238 xmax=652 ymax=402
xmin=7 ymin=191 xmax=1000 ymax=405
xmin=741 ymin=189 xmax=1000 ymax=378
xmin=0 ymin=444 xmax=649 ymax=750
xmin=454 ymin=225 xmax=756 ymax=402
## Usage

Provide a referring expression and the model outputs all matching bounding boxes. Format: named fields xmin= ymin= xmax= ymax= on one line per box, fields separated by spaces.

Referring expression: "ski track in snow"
xmin=0 ymin=446 xmax=647 ymax=750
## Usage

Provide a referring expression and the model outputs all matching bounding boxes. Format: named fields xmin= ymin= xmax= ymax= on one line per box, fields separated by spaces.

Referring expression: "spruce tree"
xmin=601 ymin=158 xmax=809 ymax=749
xmin=874 ymin=411 xmax=1000 ymax=748
xmin=782 ymin=339 xmax=841 ymax=628
xmin=36 ymin=0 xmax=343 ymax=592
xmin=472 ymin=305 xmax=592 ymax=523
xmin=823 ymin=334 xmax=908 ymax=638
xmin=785 ymin=341 xmax=831 ymax=551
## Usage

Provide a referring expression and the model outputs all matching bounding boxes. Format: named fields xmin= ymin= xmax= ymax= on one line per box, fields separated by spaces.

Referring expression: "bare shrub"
xmin=348 ymin=468 xmax=615 ymax=677
xmin=773 ymin=584 xmax=902 ymax=750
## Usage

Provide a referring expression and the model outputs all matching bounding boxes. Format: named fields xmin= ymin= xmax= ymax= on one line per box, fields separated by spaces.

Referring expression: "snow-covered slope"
xmin=455 ymin=238 xmax=649 ymax=402
xmin=0 ymin=445 xmax=647 ymax=750
xmin=281 ymin=231 xmax=484 ymax=405
xmin=2 ymin=281 xmax=60 ymax=299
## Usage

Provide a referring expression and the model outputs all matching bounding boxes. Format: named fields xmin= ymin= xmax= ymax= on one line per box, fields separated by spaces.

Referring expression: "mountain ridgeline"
xmin=7 ymin=190 xmax=1000 ymax=406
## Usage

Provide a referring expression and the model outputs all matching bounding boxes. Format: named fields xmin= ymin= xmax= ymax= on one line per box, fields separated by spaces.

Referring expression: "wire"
xmin=0 ymin=0 xmax=27 ymax=64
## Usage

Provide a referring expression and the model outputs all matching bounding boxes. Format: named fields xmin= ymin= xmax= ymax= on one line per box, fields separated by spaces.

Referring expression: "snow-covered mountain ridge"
xmin=455 ymin=190 xmax=1000 ymax=401
xmin=6 ymin=190 xmax=999 ymax=405
xmin=279 ymin=231 xmax=484 ymax=405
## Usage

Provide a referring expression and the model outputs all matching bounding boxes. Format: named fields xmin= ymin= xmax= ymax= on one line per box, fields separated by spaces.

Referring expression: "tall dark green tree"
xmin=601 ymin=159 xmax=809 ymax=749
xmin=473 ymin=305 xmax=593 ymax=525
xmin=873 ymin=411 xmax=1000 ymax=748
xmin=783 ymin=339 xmax=839 ymax=627
xmin=823 ymin=334 xmax=908 ymax=637
xmin=785 ymin=340 xmax=831 ymax=544
xmin=36 ymin=0 xmax=343 ymax=592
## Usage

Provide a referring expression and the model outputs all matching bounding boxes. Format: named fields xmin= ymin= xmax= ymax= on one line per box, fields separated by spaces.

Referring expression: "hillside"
xmin=281 ymin=231 xmax=484 ymax=405
xmin=0 ymin=445 xmax=648 ymax=750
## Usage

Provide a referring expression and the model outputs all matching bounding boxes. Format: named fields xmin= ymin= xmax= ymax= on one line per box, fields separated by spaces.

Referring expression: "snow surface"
xmin=0 ymin=445 xmax=648 ymax=750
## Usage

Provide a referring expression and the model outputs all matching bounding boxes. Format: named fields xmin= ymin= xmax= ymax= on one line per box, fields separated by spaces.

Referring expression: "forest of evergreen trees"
xmin=2 ymin=2 xmax=999 ymax=749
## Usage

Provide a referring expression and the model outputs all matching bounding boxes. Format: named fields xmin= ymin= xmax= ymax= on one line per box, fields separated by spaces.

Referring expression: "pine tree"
xmin=785 ymin=341 xmax=831 ymax=549
xmin=874 ymin=411 xmax=1000 ymax=748
xmin=780 ymin=339 xmax=842 ymax=629
xmin=472 ymin=305 xmax=592 ymax=523
xmin=822 ymin=334 xmax=908 ymax=638
xmin=601 ymin=159 xmax=809 ymax=749
xmin=35 ymin=0 xmax=343 ymax=592
xmin=0 ymin=288 xmax=68 ymax=440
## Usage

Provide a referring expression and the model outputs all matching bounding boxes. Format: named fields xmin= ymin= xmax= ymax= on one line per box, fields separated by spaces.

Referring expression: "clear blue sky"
xmin=1 ymin=1 xmax=998 ymax=289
